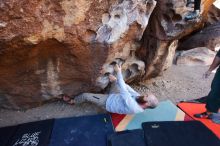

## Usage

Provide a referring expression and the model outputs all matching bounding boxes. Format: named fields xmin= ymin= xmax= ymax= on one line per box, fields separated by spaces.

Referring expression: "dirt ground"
xmin=0 ymin=65 xmax=214 ymax=127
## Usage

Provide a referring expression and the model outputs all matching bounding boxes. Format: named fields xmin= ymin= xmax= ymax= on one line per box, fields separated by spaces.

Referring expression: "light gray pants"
xmin=74 ymin=93 xmax=108 ymax=109
xmin=74 ymin=82 xmax=134 ymax=109
xmin=74 ymin=82 xmax=120 ymax=109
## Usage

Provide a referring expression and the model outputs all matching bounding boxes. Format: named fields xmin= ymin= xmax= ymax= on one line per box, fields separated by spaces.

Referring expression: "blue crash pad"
xmin=49 ymin=114 xmax=114 ymax=146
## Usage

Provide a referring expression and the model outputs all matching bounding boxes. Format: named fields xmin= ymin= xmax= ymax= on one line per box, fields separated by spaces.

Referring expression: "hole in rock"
xmin=114 ymin=14 xmax=121 ymax=19
xmin=83 ymin=30 xmax=97 ymax=43
xmin=129 ymin=63 xmax=139 ymax=73
xmin=104 ymin=72 xmax=111 ymax=76
xmin=110 ymin=61 xmax=117 ymax=66
xmin=172 ymin=14 xmax=182 ymax=22
xmin=175 ymin=23 xmax=183 ymax=29
xmin=124 ymin=69 xmax=132 ymax=79
xmin=115 ymin=58 xmax=125 ymax=66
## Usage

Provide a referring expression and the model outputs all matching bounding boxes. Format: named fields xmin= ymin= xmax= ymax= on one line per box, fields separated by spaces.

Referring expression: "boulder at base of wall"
xmin=175 ymin=47 xmax=216 ymax=66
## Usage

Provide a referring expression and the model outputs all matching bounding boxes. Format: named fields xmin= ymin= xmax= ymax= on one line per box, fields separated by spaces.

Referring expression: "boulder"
xmin=178 ymin=22 xmax=220 ymax=51
xmin=0 ymin=0 xmax=216 ymax=109
xmin=175 ymin=47 xmax=216 ymax=66
xmin=0 ymin=0 xmax=156 ymax=109
xmin=136 ymin=0 xmax=215 ymax=79
xmin=206 ymin=2 xmax=220 ymax=25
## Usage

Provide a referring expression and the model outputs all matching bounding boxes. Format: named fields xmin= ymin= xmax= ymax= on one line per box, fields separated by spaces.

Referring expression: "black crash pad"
xmin=8 ymin=119 xmax=54 ymax=146
xmin=142 ymin=121 xmax=220 ymax=146
xmin=0 ymin=125 xmax=18 ymax=146
xmin=107 ymin=129 xmax=147 ymax=146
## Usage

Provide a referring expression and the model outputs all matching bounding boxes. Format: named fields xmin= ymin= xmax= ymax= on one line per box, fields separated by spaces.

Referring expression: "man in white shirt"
xmin=60 ymin=64 xmax=158 ymax=114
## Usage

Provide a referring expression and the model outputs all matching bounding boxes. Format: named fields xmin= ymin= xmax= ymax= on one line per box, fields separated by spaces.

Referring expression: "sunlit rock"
xmin=0 ymin=0 xmax=156 ymax=109
xmin=175 ymin=47 xmax=216 ymax=66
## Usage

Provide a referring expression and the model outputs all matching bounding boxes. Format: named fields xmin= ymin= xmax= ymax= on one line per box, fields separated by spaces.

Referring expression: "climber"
xmin=185 ymin=0 xmax=201 ymax=21
xmin=59 ymin=64 xmax=158 ymax=114
xmin=194 ymin=50 xmax=220 ymax=119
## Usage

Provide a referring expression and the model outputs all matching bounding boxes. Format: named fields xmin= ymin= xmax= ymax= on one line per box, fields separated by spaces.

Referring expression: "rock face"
xmin=178 ymin=22 xmax=220 ymax=51
xmin=136 ymin=0 xmax=215 ymax=79
xmin=175 ymin=47 xmax=216 ymax=66
xmin=206 ymin=3 xmax=220 ymax=25
xmin=0 ymin=0 xmax=217 ymax=109
xmin=0 ymin=0 xmax=156 ymax=109
xmin=178 ymin=3 xmax=220 ymax=51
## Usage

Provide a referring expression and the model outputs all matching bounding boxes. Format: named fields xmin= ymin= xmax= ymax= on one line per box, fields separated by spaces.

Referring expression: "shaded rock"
xmin=175 ymin=47 xmax=216 ymax=66
xmin=136 ymin=0 xmax=215 ymax=79
xmin=178 ymin=22 xmax=220 ymax=51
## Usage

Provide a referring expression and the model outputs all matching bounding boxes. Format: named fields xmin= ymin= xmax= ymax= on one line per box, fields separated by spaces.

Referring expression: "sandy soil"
xmin=0 ymin=65 xmax=214 ymax=127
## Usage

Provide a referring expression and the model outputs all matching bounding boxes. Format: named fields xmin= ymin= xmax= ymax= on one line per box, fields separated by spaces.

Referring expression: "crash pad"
xmin=178 ymin=102 xmax=220 ymax=138
xmin=114 ymin=100 xmax=192 ymax=131
xmin=49 ymin=114 xmax=114 ymax=146
xmin=142 ymin=121 xmax=220 ymax=146
xmin=107 ymin=129 xmax=146 ymax=146
xmin=0 ymin=125 xmax=18 ymax=146
xmin=8 ymin=119 xmax=54 ymax=146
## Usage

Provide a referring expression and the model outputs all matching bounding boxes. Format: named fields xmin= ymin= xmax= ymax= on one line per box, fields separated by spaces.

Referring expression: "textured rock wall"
xmin=0 ymin=0 xmax=218 ymax=109
xmin=178 ymin=3 xmax=220 ymax=51
xmin=0 ymin=0 xmax=156 ymax=109
xmin=178 ymin=22 xmax=220 ymax=51
xmin=136 ymin=0 xmax=215 ymax=79
xmin=207 ymin=3 xmax=220 ymax=25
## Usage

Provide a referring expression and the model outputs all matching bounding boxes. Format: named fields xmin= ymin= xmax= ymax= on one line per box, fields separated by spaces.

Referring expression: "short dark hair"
xmin=136 ymin=96 xmax=147 ymax=104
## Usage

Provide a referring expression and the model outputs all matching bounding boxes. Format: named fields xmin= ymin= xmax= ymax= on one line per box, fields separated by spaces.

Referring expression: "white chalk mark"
xmin=40 ymin=59 xmax=63 ymax=99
